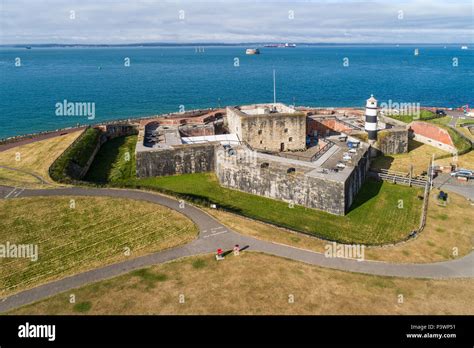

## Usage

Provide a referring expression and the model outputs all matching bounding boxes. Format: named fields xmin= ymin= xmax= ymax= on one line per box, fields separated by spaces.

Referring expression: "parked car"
xmin=451 ymin=169 xmax=474 ymax=178
xmin=436 ymin=109 xmax=446 ymax=116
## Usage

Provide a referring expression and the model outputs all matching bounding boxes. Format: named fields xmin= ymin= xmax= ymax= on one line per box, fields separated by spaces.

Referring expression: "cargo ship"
xmin=263 ymin=43 xmax=296 ymax=48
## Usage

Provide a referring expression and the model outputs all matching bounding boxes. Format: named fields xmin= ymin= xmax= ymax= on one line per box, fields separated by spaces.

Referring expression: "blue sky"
xmin=0 ymin=0 xmax=472 ymax=44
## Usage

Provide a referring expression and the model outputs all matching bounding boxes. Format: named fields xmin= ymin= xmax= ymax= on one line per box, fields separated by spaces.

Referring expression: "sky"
xmin=0 ymin=0 xmax=472 ymax=44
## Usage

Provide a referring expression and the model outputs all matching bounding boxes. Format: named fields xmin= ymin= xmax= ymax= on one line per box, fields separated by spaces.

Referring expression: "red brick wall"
xmin=307 ymin=118 xmax=353 ymax=136
xmin=409 ymin=121 xmax=454 ymax=146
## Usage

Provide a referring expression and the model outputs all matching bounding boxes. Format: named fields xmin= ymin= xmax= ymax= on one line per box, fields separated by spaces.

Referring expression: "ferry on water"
xmin=245 ymin=48 xmax=260 ymax=55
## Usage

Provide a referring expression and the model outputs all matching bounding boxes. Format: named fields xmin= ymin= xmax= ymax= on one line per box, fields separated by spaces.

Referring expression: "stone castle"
xmin=133 ymin=97 xmax=409 ymax=215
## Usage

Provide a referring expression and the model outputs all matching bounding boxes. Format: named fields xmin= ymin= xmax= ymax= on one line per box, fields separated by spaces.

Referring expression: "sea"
xmin=0 ymin=45 xmax=472 ymax=139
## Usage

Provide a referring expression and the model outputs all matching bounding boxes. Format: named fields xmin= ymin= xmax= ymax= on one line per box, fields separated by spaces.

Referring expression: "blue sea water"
xmin=0 ymin=45 xmax=473 ymax=139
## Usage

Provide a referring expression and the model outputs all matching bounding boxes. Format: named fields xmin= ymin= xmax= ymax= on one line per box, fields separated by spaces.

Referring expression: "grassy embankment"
xmin=11 ymin=252 xmax=474 ymax=315
xmin=0 ymin=196 xmax=198 ymax=297
xmin=84 ymin=135 xmax=137 ymax=183
xmin=49 ymin=127 xmax=102 ymax=183
xmin=86 ymin=135 xmax=422 ymax=245
xmin=0 ymin=131 xmax=82 ymax=188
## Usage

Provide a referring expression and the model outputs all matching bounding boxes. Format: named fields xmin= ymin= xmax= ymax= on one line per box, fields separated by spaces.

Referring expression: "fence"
xmin=368 ymin=168 xmax=428 ymax=187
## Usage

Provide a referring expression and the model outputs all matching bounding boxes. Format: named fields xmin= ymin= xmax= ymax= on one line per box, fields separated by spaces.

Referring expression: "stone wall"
xmin=377 ymin=128 xmax=409 ymax=155
xmin=215 ymin=147 xmax=362 ymax=215
xmin=344 ymin=150 xmax=370 ymax=209
xmin=136 ymin=142 xmax=218 ymax=178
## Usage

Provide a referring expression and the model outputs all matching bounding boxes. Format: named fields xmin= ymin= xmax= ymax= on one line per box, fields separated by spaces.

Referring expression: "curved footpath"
xmin=0 ymin=185 xmax=473 ymax=313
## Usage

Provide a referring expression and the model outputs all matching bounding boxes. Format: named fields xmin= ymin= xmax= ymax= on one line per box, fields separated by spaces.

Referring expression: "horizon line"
xmin=1 ymin=42 xmax=471 ymax=47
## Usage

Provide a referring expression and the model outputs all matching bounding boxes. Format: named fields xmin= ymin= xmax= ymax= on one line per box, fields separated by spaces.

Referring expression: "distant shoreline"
xmin=0 ymin=43 xmax=469 ymax=48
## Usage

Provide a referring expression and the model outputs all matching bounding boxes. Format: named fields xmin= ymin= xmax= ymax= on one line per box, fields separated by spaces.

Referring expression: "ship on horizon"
xmin=264 ymin=43 xmax=296 ymax=48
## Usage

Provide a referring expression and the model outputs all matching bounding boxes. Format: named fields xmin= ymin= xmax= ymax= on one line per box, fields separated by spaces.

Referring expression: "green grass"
xmin=0 ymin=196 xmax=197 ymax=297
xmin=81 ymin=132 xmax=423 ymax=245
xmin=192 ymin=259 xmax=207 ymax=269
xmin=84 ymin=135 xmax=137 ymax=183
xmin=457 ymin=119 xmax=474 ymax=127
xmin=49 ymin=127 xmax=102 ymax=183
xmin=387 ymin=110 xmax=441 ymax=124
xmin=73 ymin=301 xmax=92 ymax=313
xmin=120 ymin=173 xmax=423 ymax=245
xmin=446 ymin=127 xmax=471 ymax=154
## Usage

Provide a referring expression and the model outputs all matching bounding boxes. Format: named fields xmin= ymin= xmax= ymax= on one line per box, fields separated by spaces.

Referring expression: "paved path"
xmin=0 ymin=127 xmax=85 ymax=153
xmin=0 ymin=185 xmax=473 ymax=313
xmin=434 ymin=173 xmax=474 ymax=200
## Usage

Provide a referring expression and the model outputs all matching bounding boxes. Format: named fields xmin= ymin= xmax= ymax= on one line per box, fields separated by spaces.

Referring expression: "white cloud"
xmin=0 ymin=0 xmax=472 ymax=44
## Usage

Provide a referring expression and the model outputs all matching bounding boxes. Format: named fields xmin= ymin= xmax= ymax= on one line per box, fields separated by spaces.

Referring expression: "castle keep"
xmin=226 ymin=103 xmax=306 ymax=152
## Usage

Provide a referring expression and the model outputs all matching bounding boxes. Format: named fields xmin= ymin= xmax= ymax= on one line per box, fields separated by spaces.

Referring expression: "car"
xmin=436 ymin=109 xmax=446 ymax=116
xmin=451 ymin=169 xmax=474 ymax=178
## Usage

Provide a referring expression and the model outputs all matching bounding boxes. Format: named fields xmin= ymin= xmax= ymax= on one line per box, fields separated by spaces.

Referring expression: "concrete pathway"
xmin=0 ymin=185 xmax=473 ymax=313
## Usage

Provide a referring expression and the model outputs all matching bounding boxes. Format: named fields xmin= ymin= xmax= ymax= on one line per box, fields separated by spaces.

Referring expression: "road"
xmin=434 ymin=173 xmax=474 ymax=200
xmin=0 ymin=127 xmax=85 ymax=153
xmin=446 ymin=110 xmax=465 ymax=127
xmin=0 ymin=185 xmax=473 ymax=313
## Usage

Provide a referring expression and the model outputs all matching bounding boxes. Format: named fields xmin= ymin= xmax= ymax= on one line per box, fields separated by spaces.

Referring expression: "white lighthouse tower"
xmin=364 ymin=94 xmax=378 ymax=144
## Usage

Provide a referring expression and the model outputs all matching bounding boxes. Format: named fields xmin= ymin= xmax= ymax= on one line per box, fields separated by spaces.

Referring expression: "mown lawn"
xmin=386 ymin=110 xmax=441 ymax=124
xmin=122 ymin=173 xmax=423 ymax=245
xmin=12 ymin=253 xmax=474 ymax=315
xmin=0 ymin=196 xmax=197 ymax=297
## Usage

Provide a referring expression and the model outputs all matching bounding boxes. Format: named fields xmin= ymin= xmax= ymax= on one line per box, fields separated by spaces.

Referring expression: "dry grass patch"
xmin=436 ymin=151 xmax=474 ymax=170
xmin=0 ymin=167 xmax=46 ymax=188
xmin=205 ymin=189 xmax=473 ymax=264
xmin=0 ymin=131 xmax=82 ymax=187
xmin=0 ymin=196 xmax=198 ymax=297
xmin=12 ymin=253 xmax=474 ymax=315
xmin=371 ymin=140 xmax=448 ymax=175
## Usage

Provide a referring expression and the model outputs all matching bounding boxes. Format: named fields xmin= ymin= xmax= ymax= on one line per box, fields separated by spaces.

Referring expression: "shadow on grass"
xmin=370 ymin=156 xmax=394 ymax=171
xmin=84 ymin=136 xmax=128 ymax=183
xmin=408 ymin=139 xmax=424 ymax=152
xmin=347 ymin=179 xmax=383 ymax=213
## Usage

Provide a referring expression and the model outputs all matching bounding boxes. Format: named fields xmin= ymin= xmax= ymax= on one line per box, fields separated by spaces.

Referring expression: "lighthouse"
xmin=364 ymin=94 xmax=378 ymax=144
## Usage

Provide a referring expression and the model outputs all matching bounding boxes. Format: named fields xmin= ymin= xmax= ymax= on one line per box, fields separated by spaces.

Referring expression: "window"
xmin=284 ymin=128 xmax=288 ymax=133
xmin=258 ymin=130 xmax=262 ymax=135
xmin=289 ymin=137 xmax=293 ymax=142
xmin=260 ymin=140 xmax=263 ymax=144
xmin=287 ymin=167 xmax=296 ymax=174
xmin=261 ymin=163 xmax=269 ymax=169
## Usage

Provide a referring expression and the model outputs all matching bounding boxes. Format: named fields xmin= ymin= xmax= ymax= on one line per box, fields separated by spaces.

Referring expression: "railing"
xmin=369 ymin=168 xmax=428 ymax=187
xmin=310 ymin=140 xmax=335 ymax=162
